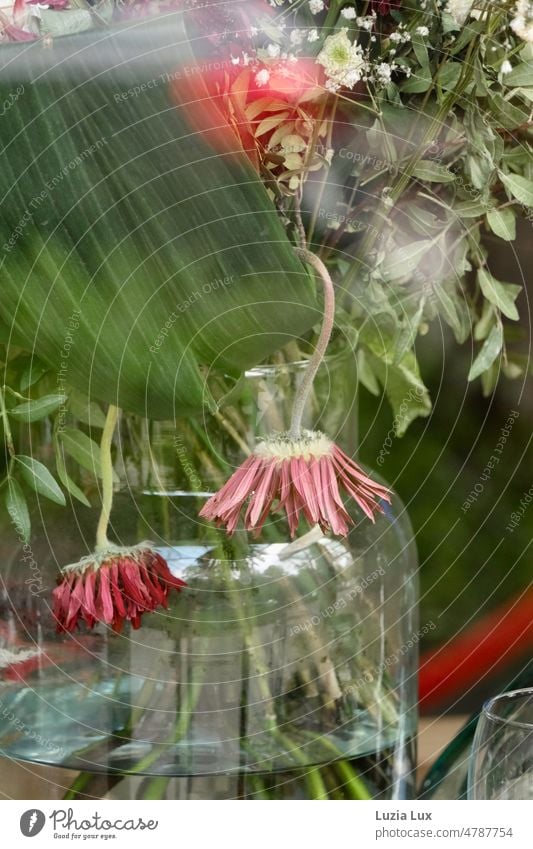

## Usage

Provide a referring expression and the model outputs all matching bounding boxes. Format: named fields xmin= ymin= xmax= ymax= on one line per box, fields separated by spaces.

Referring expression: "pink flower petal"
xmin=200 ymin=455 xmax=263 ymax=517
xmin=292 ymin=457 xmax=320 ymax=524
xmin=318 ymin=456 xmax=352 ymax=534
xmin=245 ymin=459 xmax=276 ymax=528
xmin=199 ymin=436 xmax=390 ymax=538
xmin=97 ymin=567 xmax=114 ymax=624
xmin=65 ymin=574 xmax=85 ymax=631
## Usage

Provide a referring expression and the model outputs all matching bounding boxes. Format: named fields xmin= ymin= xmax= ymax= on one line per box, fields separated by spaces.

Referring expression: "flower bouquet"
xmin=0 ymin=0 xmax=530 ymax=800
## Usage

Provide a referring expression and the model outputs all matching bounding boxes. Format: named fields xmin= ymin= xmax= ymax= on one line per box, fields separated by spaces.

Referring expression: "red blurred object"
xmin=2 ymin=23 xmax=35 ymax=40
xmin=2 ymin=635 xmax=102 ymax=683
xmin=246 ymin=59 xmax=322 ymax=104
xmin=371 ymin=0 xmax=402 ymax=14
xmin=26 ymin=0 xmax=70 ymax=7
xmin=419 ymin=588 xmax=533 ymax=710
xmin=12 ymin=0 xmax=25 ymax=25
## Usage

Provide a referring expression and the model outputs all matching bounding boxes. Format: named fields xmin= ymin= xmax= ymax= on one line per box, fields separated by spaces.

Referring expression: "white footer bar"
xmin=2 ymin=800 xmax=531 ymax=848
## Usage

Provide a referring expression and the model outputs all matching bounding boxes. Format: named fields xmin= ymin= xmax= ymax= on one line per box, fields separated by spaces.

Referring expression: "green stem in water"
xmin=295 ymin=730 xmax=372 ymax=800
xmin=289 ymin=248 xmax=335 ymax=440
xmin=95 ymin=404 xmax=119 ymax=551
xmin=127 ymin=676 xmax=204 ymax=776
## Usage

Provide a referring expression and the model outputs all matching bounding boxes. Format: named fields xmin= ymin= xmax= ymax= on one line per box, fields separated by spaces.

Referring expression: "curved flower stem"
xmin=289 ymin=248 xmax=335 ymax=440
xmin=95 ymin=404 xmax=119 ymax=551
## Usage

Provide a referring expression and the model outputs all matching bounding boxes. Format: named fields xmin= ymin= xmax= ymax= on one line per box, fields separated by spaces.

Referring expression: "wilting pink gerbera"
xmin=199 ymin=430 xmax=391 ymax=538
xmin=52 ymin=545 xmax=185 ymax=634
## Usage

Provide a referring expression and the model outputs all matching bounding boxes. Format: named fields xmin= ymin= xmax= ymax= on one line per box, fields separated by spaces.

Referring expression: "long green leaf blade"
xmin=0 ymin=16 xmax=316 ymax=420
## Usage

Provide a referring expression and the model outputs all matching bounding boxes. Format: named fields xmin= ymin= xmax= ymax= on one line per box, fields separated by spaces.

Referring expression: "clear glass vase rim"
xmin=482 ymin=687 xmax=533 ymax=731
xmin=244 ymin=349 xmax=354 ymax=379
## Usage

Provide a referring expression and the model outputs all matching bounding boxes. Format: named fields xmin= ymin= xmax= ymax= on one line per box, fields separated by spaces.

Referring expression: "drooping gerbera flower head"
xmin=52 ymin=544 xmax=185 ymax=634
xmin=199 ymin=430 xmax=391 ymax=538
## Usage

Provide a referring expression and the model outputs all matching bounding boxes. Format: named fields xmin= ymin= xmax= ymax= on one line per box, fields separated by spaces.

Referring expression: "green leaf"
xmin=9 ymin=394 xmax=67 ymax=423
xmin=437 ymin=62 xmax=463 ymax=92
xmin=449 ymin=18 xmax=484 ymax=50
xmin=393 ymin=297 xmax=426 ymax=364
xmin=412 ymin=161 xmax=455 ymax=183
xmin=411 ymin=34 xmax=429 ymax=70
xmin=5 ymin=478 xmax=31 ymax=543
xmin=441 ymin=11 xmax=461 ymax=35
xmin=503 ymin=63 xmax=533 ymax=87
xmin=454 ymin=199 xmax=491 ymax=218
xmin=481 ymin=360 xmax=499 ymax=397
xmin=356 ymin=349 xmax=380 ymax=397
xmin=499 ymin=171 xmax=533 ymax=206
xmin=474 ymin=300 xmax=495 ymax=342
xmin=433 ymin=285 xmax=463 ymax=340
xmin=478 ymin=269 xmax=520 ymax=321
xmin=38 ymin=7 xmax=94 ymax=37
xmin=68 ymin=391 xmax=107 ymax=429
xmin=502 ymin=359 xmax=524 ymax=379
xmin=55 ymin=445 xmax=91 ymax=507
xmin=19 ymin=363 xmax=47 ymax=392
xmin=512 ymin=87 xmax=533 ymax=103
xmin=401 ymin=70 xmax=432 ymax=93
xmin=365 ymin=350 xmax=431 ymax=436
xmin=408 ymin=205 xmax=441 ymax=234
xmin=468 ymin=323 xmax=503 ymax=381
xmin=0 ymin=17 xmax=316 ymax=421
xmin=486 ymin=208 xmax=516 ymax=241
xmin=381 ymin=240 xmax=433 ymax=282
xmin=59 ymin=428 xmax=103 ymax=478
xmin=488 ymin=94 xmax=530 ymax=132
xmin=15 ymin=455 xmax=66 ymax=505
xmin=466 ymin=154 xmax=492 ymax=190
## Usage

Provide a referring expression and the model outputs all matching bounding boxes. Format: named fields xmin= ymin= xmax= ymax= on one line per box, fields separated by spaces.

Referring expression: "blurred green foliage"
xmin=360 ymin=323 xmax=531 ymax=651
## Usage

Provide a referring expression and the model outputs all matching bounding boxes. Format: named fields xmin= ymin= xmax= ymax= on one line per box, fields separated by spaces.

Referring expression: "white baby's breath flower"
xmin=382 ymin=186 xmax=394 ymax=208
xmin=511 ymin=0 xmax=533 ymax=42
xmin=376 ymin=62 xmax=393 ymax=84
xmin=290 ymin=28 xmax=304 ymax=45
xmin=255 ymin=69 xmax=270 ymax=87
xmin=317 ymin=29 xmax=366 ymax=90
xmin=357 ymin=15 xmax=375 ymax=31
xmin=341 ymin=6 xmax=357 ymax=19
xmin=308 ymin=0 xmax=324 ymax=13
xmin=308 ymin=28 xmax=320 ymax=42
xmin=267 ymin=42 xmax=281 ymax=58
xmin=416 ymin=26 xmax=430 ymax=36
xmin=446 ymin=0 xmax=473 ymax=26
